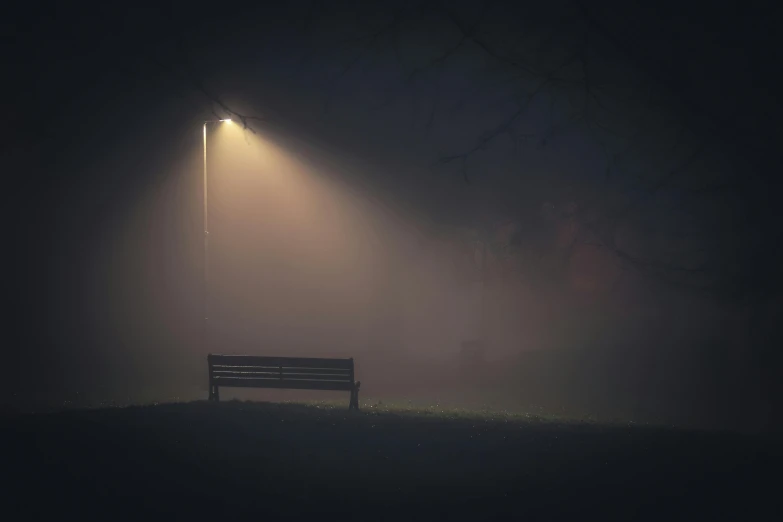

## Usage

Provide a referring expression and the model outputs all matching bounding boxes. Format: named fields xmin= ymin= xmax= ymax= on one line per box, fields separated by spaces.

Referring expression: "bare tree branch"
xmin=437 ymin=52 xmax=580 ymax=180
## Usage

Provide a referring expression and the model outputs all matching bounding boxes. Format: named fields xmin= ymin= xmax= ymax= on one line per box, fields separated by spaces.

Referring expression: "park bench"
xmin=207 ymin=354 xmax=361 ymax=410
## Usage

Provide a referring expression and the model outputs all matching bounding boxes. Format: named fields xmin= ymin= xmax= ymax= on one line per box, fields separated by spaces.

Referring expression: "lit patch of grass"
xmin=283 ymin=397 xmax=581 ymax=425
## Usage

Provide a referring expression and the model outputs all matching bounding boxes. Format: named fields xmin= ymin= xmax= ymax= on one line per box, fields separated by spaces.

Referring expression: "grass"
xmin=299 ymin=397 xmax=566 ymax=420
xmin=261 ymin=396 xmax=677 ymax=432
xmin=7 ymin=399 xmax=780 ymax=520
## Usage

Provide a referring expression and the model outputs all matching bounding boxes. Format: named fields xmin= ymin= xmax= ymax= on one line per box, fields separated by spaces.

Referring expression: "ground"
xmin=6 ymin=400 xmax=780 ymax=520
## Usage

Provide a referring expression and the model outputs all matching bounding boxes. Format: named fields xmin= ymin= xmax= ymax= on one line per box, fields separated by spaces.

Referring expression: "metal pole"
xmin=203 ymin=123 xmax=209 ymax=354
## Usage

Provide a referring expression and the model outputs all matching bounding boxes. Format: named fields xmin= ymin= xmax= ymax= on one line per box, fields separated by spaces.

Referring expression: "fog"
xmin=27 ymin=108 xmax=768 ymax=432
xmin=7 ymin=1 xmax=781 ymax=434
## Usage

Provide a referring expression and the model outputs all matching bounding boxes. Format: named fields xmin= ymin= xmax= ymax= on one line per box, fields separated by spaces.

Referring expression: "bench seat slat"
xmin=211 ymin=366 xmax=351 ymax=376
xmin=208 ymin=355 xmax=353 ymax=369
xmin=211 ymin=377 xmax=355 ymax=391
xmin=212 ymin=370 xmax=351 ymax=380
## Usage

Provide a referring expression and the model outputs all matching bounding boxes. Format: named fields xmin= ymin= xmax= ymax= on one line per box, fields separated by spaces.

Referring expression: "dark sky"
xmin=5 ymin=1 xmax=782 ymax=426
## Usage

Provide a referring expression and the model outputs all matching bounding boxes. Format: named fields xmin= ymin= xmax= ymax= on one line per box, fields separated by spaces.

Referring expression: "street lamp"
xmin=202 ymin=118 xmax=231 ymax=353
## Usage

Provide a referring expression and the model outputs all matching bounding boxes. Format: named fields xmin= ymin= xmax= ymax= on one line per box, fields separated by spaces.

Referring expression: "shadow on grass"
xmin=7 ymin=400 xmax=781 ymax=521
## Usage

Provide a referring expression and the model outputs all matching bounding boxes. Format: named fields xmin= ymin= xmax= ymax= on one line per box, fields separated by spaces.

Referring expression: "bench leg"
xmin=349 ymin=382 xmax=360 ymax=411
xmin=209 ymin=385 xmax=220 ymax=402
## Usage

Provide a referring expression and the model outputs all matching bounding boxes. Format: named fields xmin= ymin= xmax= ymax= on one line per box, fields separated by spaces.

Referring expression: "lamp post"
xmin=203 ymin=119 xmax=231 ymax=353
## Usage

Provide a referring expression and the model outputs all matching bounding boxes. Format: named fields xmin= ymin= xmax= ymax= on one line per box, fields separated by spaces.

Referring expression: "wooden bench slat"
xmin=212 ymin=372 xmax=351 ymax=382
xmin=208 ymin=355 xmax=353 ymax=369
xmin=212 ymin=370 xmax=351 ymax=380
xmin=211 ymin=377 xmax=355 ymax=391
xmin=211 ymin=366 xmax=351 ymax=376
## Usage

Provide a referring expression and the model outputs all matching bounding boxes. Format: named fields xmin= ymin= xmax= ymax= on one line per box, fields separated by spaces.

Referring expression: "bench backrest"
xmin=208 ymin=354 xmax=355 ymax=391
